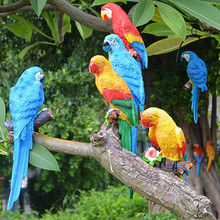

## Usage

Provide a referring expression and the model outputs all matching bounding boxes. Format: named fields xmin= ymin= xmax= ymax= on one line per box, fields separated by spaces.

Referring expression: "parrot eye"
xmin=149 ymin=115 xmax=153 ymax=118
xmin=99 ymin=61 xmax=103 ymax=65
xmin=113 ymin=39 xmax=116 ymax=43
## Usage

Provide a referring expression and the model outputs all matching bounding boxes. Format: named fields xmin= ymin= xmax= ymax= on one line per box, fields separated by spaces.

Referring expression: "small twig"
xmin=0 ymin=0 xmax=29 ymax=13
xmin=4 ymin=108 xmax=54 ymax=132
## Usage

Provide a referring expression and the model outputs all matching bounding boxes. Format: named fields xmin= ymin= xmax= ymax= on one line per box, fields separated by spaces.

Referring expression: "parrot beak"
xmin=101 ymin=11 xmax=110 ymax=20
xmin=89 ymin=62 xmax=99 ymax=75
xmin=141 ymin=117 xmax=151 ymax=128
xmin=102 ymin=40 xmax=111 ymax=52
xmin=40 ymin=76 xmax=45 ymax=84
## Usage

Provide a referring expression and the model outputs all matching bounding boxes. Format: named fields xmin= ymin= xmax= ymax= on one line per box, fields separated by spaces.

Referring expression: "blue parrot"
xmin=8 ymin=66 xmax=45 ymax=210
xmin=181 ymin=51 xmax=208 ymax=124
xmin=102 ymin=34 xmax=145 ymax=157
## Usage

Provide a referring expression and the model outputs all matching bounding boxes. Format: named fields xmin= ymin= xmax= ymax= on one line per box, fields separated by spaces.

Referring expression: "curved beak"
xmin=40 ymin=76 xmax=45 ymax=84
xmin=141 ymin=117 xmax=151 ymax=128
xmin=101 ymin=10 xmax=110 ymax=20
xmin=89 ymin=62 xmax=99 ymax=75
xmin=102 ymin=40 xmax=111 ymax=52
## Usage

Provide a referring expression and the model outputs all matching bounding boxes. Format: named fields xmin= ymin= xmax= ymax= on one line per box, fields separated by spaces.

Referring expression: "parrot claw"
xmin=105 ymin=114 xmax=110 ymax=119
xmin=106 ymin=120 xmax=110 ymax=126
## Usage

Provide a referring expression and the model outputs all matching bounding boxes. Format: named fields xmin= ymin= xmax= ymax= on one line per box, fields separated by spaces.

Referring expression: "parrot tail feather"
xmin=129 ymin=189 xmax=133 ymax=199
xmin=196 ymin=163 xmax=201 ymax=176
xmin=132 ymin=126 xmax=137 ymax=155
xmin=192 ymin=86 xmax=201 ymax=124
xmin=207 ymin=159 xmax=213 ymax=173
xmin=7 ymin=137 xmax=29 ymax=210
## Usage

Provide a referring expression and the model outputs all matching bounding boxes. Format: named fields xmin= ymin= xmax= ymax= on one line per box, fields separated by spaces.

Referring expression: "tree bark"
xmin=31 ymin=127 xmax=215 ymax=219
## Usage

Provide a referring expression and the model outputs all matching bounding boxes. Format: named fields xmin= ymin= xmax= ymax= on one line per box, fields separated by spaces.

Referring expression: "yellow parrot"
xmin=141 ymin=107 xmax=186 ymax=162
xmin=206 ymin=140 xmax=215 ymax=173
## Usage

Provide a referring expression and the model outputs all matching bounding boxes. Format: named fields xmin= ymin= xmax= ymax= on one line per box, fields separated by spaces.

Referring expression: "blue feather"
xmin=7 ymin=66 xmax=44 ymax=210
xmin=103 ymin=34 xmax=145 ymax=157
xmin=130 ymin=41 xmax=148 ymax=70
xmin=181 ymin=51 xmax=208 ymax=124
xmin=193 ymin=154 xmax=203 ymax=176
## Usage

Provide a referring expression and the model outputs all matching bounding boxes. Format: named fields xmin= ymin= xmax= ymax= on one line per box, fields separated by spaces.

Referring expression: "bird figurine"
xmin=193 ymin=143 xmax=204 ymax=176
xmin=206 ymin=140 xmax=215 ymax=173
xmin=101 ymin=3 xmax=148 ymax=69
xmin=103 ymin=34 xmax=145 ymax=156
xmin=8 ymin=66 xmax=45 ymax=210
xmin=141 ymin=107 xmax=188 ymax=179
xmin=89 ymin=55 xmax=138 ymax=198
xmin=181 ymin=51 xmax=208 ymax=124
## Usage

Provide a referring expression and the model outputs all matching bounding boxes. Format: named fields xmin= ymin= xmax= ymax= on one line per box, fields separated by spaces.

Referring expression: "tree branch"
xmin=0 ymin=0 xmax=29 ymax=12
xmin=25 ymin=123 xmax=214 ymax=219
xmin=47 ymin=0 xmax=112 ymax=32
xmin=0 ymin=5 xmax=54 ymax=17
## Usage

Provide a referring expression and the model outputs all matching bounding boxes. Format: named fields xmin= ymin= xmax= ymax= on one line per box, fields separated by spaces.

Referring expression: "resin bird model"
xmin=193 ymin=143 xmax=204 ymax=176
xmin=141 ymin=107 xmax=188 ymax=179
xmin=8 ymin=66 xmax=45 ymax=210
xmin=206 ymin=140 xmax=215 ymax=173
xmin=181 ymin=51 xmax=208 ymax=124
xmin=103 ymin=34 xmax=145 ymax=155
xmin=89 ymin=55 xmax=137 ymax=198
xmin=101 ymin=3 xmax=148 ymax=69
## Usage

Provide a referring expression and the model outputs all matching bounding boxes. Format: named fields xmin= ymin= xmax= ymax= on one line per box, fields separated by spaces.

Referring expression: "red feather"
xmin=102 ymin=88 xmax=133 ymax=103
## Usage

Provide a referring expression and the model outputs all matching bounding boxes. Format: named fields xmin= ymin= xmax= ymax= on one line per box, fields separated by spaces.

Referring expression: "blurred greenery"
xmin=0 ymin=186 xmax=180 ymax=219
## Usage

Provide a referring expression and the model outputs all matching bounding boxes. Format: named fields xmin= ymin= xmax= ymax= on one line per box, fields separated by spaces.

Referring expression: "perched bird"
xmin=89 ymin=55 xmax=138 ymax=198
xmin=8 ymin=66 xmax=45 ymax=210
xmin=101 ymin=3 xmax=148 ymax=69
xmin=181 ymin=51 xmax=208 ymax=124
xmin=193 ymin=143 xmax=204 ymax=176
xmin=141 ymin=107 xmax=187 ymax=179
xmin=103 ymin=34 xmax=145 ymax=155
xmin=206 ymin=140 xmax=215 ymax=173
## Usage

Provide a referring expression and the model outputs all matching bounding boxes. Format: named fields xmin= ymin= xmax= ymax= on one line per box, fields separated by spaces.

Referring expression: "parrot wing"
xmin=187 ymin=59 xmax=208 ymax=91
xmin=175 ymin=127 xmax=186 ymax=160
xmin=9 ymin=81 xmax=44 ymax=139
xmin=110 ymin=51 xmax=145 ymax=114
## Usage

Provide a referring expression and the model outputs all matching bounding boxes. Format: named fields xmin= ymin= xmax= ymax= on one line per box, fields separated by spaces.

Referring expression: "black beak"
xmin=102 ymin=41 xmax=109 ymax=48
xmin=40 ymin=76 xmax=45 ymax=83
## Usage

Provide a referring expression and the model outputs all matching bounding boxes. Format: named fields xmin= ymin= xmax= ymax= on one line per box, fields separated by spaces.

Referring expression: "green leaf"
xmin=19 ymin=41 xmax=56 ymax=59
xmin=91 ymin=0 xmax=126 ymax=7
xmin=142 ymin=23 xmax=174 ymax=36
xmin=30 ymin=0 xmax=47 ymax=17
xmin=41 ymin=12 xmax=57 ymax=41
xmin=11 ymin=15 xmax=54 ymax=40
xmin=75 ymin=21 xmax=93 ymax=40
xmin=146 ymin=36 xmax=207 ymax=56
xmin=0 ymin=97 xmax=5 ymax=139
xmin=5 ymin=23 xmax=32 ymax=41
xmin=156 ymin=1 xmax=186 ymax=40
xmin=63 ymin=15 xmax=72 ymax=34
xmin=0 ymin=143 xmax=10 ymax=155
xmin=199 ymin=0 xmax=220 ymax=4
xmin=132 ymin=0 xmax=155 ymax=27
xmin=29 ymin=143 xmax=60 ymax=171
xmin=151 ymin=7 xmax=165 ymax=24
xmin=169 ymin=0 xmax=220 ymax=31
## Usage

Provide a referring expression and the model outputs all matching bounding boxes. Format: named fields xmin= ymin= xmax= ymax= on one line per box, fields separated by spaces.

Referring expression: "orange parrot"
xmin=206 ymin=140 xmax=215 ymax=173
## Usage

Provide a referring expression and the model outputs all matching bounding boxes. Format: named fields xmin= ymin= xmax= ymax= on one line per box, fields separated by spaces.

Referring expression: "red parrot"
xmin=206 ymin=140 xmax=215 ymax=173
xmin=101 ymin=3 xmax=148 ymax=69
xmin=193 ymin=143 xmax=204 ymax=176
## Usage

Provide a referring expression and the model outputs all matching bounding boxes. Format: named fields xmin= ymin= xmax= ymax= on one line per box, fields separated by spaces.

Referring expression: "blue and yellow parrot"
xmin=181 ymin=51 xmax=208 ymax=124
xmin=102 ymin=34 xmax=145 ymax=155
xmin=8 ymin=66 xmax=45 ymax=210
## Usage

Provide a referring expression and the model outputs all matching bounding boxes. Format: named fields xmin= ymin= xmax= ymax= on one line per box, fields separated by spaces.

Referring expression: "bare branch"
xmin=0 ymin=5 xmax=54 ymax=17
xmin=4 ymin=108 xmax=54 ymax=131
xmin=47 ymin=0 xmax=112 ymax=32
xmin=0 ymin=0 xmax=29 ymax=13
